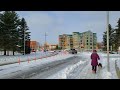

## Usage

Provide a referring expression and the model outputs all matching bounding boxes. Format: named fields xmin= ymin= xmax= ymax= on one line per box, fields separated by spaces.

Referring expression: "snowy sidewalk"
xmin=76 ymin=52 xmax=116 ymax=79
xmin=76 ymin=61 xmax=102 ymax=79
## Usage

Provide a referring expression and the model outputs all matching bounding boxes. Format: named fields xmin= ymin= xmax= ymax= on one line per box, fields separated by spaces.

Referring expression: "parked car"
xmin=109 ymin=51 xmax=118 ymax=54
xmin=109 ymin=51 xmax=114 ymax=54
xmin=69 ymin=49 xmax=77 ymax=54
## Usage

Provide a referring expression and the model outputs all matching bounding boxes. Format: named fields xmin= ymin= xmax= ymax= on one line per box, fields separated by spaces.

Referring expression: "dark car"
xmin=69 ymin=49 xmax=77 ymax=54
xmin=109 ymin=51 xmax=116 ymax=54
xmin=32 ymin=49 xmax=36 ymax=52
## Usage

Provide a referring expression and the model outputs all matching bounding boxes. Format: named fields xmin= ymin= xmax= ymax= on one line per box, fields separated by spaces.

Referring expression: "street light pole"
xmin=107 ymin=11 xmax=110 ymax=71
xmin=45 ymin=32 xmax=47 ymax=51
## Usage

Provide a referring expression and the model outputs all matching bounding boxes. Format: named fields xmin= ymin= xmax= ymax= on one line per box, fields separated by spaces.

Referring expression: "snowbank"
xmin=0 ymin=51 xmax=58 ymax=66
xmin=47 ymin=60 xmax=87 ymax=79
xmin=101 ymin=69 xmax=112 ymax=79
xmin=0 ymin=52 xmax=74 ymax=79
xmin=116 ymin=58 xmax=120 ymax=69
xmin=115 ymin=58 xmax=120 ymax=78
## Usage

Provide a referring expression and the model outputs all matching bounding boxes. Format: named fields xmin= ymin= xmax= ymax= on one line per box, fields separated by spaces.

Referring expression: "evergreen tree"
xmin=0 ymin=13 xmax=2 ymax=51
xmin=103 ymin=31 xmax=107 ymax=51
xmin=103 ymin=24 xmax=114 ymax=51
xmin=0 ymin=11 xmax=31 ymax=55
xmin=9 ymin=11 xmax=20 ymax=55
xmin=0 ymin=11 xmax=20 ymax=55
xmin=109 ymin=24 xmax=115 ymax=51
xmin=114 ymin=18 xmax=120 ymax=53
xmin=18 ymin=18 xmax=31 ymax=54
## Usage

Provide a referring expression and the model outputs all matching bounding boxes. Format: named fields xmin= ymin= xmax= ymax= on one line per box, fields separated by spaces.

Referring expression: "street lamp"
xmin=107 ymin=11 xmax=110 ymax=71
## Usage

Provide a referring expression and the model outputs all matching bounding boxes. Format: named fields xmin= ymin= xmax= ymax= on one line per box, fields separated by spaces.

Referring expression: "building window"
xmin=90 ymin=40 xmax=92 ymax=42
xmin=90 ymin=43 xmax=92 ymax=45
xmin=87 ymin=40 xmax=88 ymax=42
xmin=87 ymin=43 xmax=88 ymax=45
xmin=91 ymin=47 xmax=92 ymax=49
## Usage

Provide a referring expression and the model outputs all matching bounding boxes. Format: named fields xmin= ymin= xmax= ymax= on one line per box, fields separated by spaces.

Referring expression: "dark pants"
xmin=92 ymin=66 xmax=97 ymax=73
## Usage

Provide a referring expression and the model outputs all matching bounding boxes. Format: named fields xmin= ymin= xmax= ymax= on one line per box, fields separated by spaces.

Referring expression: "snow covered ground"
xmin=0 ymin=51 xmax=58 ymax=65
xmin=0 ymin=52 xmax=73 ymax=79
xmin=0 ymin=51 xmax=119 ymax=79
xmin=47 ymin=52 xmax=119 ymax=79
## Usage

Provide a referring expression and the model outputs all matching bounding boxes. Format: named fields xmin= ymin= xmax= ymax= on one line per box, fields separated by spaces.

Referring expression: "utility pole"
xmin=44 ymin=32 xmax=47 ymax=51
xmin=107 ymin=11 xmax=110 ymax=72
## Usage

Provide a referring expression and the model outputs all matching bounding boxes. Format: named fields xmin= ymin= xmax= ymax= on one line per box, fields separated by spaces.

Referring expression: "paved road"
xmin=1 ymin=55 xmax=82 ymax=79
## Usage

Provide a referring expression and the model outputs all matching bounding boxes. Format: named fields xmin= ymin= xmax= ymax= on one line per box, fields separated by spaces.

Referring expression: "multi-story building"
xmin=49 ymin=44 xmax=58 ymax=50
xmin=59 ymin=34 xmax=65 ymax=50
xmin=93 ymin=33 xmax=97 ymax=49
xmin=30 ymin=41 xmax=40 ymax=51
xmin=82 ymin=31 xmax=97 ymax=51
xmin=66 ymin=35 xmax=73 ymax=49
xmin=59 ymin=34 xmax=73 ymax=50
xmin=59 ymin=30 xmax=97 ymax=51
xmin=72 ymin=32 xmax=80 ymax=50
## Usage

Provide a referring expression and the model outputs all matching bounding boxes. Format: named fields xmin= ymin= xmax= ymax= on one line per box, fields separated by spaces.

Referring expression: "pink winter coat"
xmin=91 ymin=52 xmax=100 ymax=66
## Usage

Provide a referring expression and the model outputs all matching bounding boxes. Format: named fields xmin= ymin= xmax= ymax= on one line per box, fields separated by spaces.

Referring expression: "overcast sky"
xmin=17 ymin=11 xmax=120 ymax=45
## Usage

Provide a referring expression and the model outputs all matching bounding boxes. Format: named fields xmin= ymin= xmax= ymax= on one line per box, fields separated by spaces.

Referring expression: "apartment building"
xmin=59 ymin=34 xmax=73 ymax=50
xmin=82 ymin=31 xmax=97 ymax=51
xmin=66 ymin=35 xmax=73 ymax=49
xmin=72 ymin=32 xmax=80 ymax=50
xmin=59 ymin=30 xmax=97 ymax=51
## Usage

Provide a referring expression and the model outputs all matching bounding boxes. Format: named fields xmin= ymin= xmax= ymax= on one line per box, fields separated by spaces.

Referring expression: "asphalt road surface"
xmin=1 ymin=55 xmax=82 ymax=79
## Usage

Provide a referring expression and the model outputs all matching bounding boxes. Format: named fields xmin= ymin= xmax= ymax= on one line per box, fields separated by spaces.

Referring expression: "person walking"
xmin=91 ymin=50 xmax=100 ymax=74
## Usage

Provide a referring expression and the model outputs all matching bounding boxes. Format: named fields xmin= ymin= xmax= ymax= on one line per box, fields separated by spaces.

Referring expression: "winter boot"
xmin=92 ymin=70 xmax=95 ymax=73
xmin=94 ymin=71 xmax=96 ymax=74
